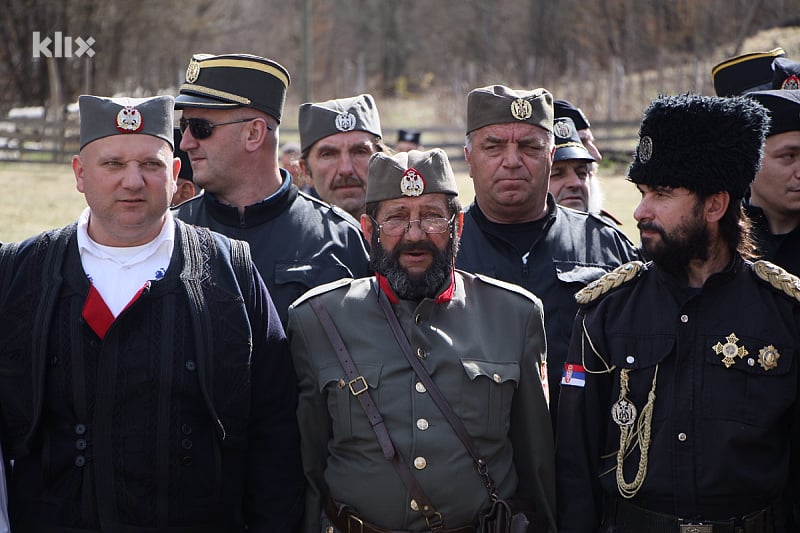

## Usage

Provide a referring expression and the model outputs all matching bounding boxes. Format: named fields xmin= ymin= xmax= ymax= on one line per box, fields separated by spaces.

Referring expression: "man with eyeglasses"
xmin=456 ymin=85 xmax=639 ymax=426
xmin=172 ymin=53 xmax=370 ymax=326
xmin=288 ymin=149 xmax=556 ymax=532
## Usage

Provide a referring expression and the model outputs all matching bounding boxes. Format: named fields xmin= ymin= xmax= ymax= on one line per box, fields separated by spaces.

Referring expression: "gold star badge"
xmin=758 ymin=345 xmax=780 ymax=371
xmin=712 ymin=333 xmax=748 ymax=368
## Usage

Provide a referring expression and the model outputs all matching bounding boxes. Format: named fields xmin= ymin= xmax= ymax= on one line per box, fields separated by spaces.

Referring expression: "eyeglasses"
xmin=374 ymin=215 xmax=455 ymax=237
xmin=179 ymin=117 xmax=269 ymax=140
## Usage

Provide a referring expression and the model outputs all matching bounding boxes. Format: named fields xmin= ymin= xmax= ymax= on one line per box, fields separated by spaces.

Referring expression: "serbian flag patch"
xmin=561 ymin=363 xmax=586 ymax=387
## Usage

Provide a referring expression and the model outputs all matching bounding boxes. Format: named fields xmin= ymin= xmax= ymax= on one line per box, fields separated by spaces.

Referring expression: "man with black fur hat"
xmin=556 ymin=93 xmax=800 ymax=532
xmin=0 ymin=94 xmax=304 ymax=532
xmin=456 ymin=85 xmax=639 ymax=423
xmin=288 ymin=149 xmax=556 ymax=532
xmin=173 ymin=54 xmax=370 ymax=326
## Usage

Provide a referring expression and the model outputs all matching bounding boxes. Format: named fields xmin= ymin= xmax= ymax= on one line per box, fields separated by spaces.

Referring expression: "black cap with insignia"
xmin=748 ymin=89 xmax=800 ymax=137
xmin=771 ymin=57 xmax=800 ymax=90
xmin=397 ymin=129 xmax=421 ymax=144
xmin=711 ymin=47 xmax=786 ymax=96
xmin=628 ymin=93 xmax=770 ymax=200
xmin=175 ymin=53 xmax=290 ymax=123
xmin=553 ymin=118 xmax=594 ymax=162
xmin=553 ymin=99 xmax=591 ymax=131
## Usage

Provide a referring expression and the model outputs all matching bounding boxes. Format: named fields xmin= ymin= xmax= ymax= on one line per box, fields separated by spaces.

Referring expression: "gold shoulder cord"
xmin=615 ymin=366 xmax=658 ymax=499
xmin=580 ymin=316 xmax=615 ymax=374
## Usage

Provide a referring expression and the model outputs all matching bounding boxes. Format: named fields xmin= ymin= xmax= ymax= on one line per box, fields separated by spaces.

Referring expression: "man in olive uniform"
xmin=456 ymin=85 xmax=639 ymax=421
xmin=289 ymin=149 xmax=556 ymax=532
xmin=173 ymin=54 xmax=370 ymax=326
xmin=556 ymin=93 xmax=800 ymax=532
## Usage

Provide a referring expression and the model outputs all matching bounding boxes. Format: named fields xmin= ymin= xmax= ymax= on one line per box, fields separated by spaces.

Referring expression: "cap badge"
xmin=335 ymin=111 xmax=357 ymax=132
xmin=186 ymin=59 xmax=201 ymax=83
xmin=781 ymin=75 xmax=799 ymax=90
xmin=553 ymin=120 xmax=572 ymax=139
xmin=115 ymin=106 xmax=143 ymax=133
xmin=758 ymin=345 xmax=780 ymax=371
xmin=400 ymin=168 xmax=425 ymax=197
xmin=637 ymin=135 xmax=653 ymax=163
xmin=713 ymin=333 xmax=748 ymax=368
xmin=510 ymin=98 xmax=533 ymax=121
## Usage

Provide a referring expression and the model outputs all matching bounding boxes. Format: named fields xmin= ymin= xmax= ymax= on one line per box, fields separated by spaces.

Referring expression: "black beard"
xmin=638 ymin=215 xmax=710 ymax=279
xmin=370 ymin=236 xmax=455 ymax=301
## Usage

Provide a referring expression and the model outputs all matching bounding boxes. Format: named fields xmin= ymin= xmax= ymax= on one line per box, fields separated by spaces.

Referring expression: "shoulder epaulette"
xmin=474 ymin=272 xmax=540 ymax=302
xmin=575 ymin=261 xmax=644 ymax=305
xmin=290 ymin=277 xmax=355 ymax=308
xmin=753 ymin=260 xmax=800 ymax=304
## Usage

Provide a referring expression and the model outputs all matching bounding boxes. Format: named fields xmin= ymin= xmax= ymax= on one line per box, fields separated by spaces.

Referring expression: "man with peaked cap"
xmin=547 ymin=116 xmax=596 ymax=212
xmin=456 ymin=85 xmax=638 ymax=425
xmin=711 ymin=47 xmax=787 ymax=96
xmin=0 ymin=94 xmax=304 ymax=532
xmin=288 ymin=149 xmax=556 ymax=532
xmin=173 ymin=53 xmax=370 ymax=326
xmin=556 ymin=93 xmax=800 ymax=532
xmin=742 ymin=89 xmax=800 ymax=276
xmin=396 ymin=129 xmax=423 ymax=152
xmin=297 ymin=93 xmax=388 ymax=218
xmin=170 ymin=127 xmax=198 ymax=206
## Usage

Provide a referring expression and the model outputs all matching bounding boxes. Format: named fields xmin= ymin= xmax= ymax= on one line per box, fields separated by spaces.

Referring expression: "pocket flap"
xmin=460 ymin=359 xmax=520 ymax=385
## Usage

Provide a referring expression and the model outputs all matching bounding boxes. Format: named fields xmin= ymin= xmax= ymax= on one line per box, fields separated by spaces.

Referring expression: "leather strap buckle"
xmin=680 ymin=524 xmax=713 ymax=533
xmin=348 ymin=376 xmax=368 ymax=396
xmin=425 ymin=511 xmax=444 ymax=530
xmin=347 ymin=512 xmax=365 ymax=533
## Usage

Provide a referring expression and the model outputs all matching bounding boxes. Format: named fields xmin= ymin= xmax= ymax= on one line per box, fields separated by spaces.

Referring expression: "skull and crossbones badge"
xmin=115 ymin=106 xmax=143 ymax=133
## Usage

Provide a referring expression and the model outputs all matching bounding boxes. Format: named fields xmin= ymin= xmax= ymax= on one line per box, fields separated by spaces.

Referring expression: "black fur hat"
xmin=628 ymin=93 xmax=770 ymax=200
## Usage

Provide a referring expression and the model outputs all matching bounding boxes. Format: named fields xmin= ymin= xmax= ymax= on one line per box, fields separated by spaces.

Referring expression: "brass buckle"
xmin=680 ymin=524 xmax=713 ymax=533
xmin=425 ymin=511 xmax=444 ymax=530
xmin=347 ymin=512 xmax=365 ymax=533
xmin=348 ymin=376 xmax=368 ymax=396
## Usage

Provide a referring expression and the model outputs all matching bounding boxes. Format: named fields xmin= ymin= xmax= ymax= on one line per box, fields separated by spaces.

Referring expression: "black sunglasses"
xmin=179 ymin=116 xmax=271 ymax=140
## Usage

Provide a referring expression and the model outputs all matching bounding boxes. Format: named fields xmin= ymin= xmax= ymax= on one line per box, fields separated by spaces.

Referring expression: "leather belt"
xmin=325 ymin=497 xmax=476 ymax=533
xmin=608 ymin=497 xmax=774 ymax=533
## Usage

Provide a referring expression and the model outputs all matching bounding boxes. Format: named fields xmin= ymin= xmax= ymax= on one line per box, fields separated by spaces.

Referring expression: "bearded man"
xmin=556 ymin=93 xmax=800 ymax=532
xmin=288 ymin=149 xmax=556 ymax=532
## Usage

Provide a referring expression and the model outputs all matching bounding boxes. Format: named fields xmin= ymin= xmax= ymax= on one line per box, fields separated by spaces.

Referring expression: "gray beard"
xmin=370 ymin=237 xmax=455 ymax=301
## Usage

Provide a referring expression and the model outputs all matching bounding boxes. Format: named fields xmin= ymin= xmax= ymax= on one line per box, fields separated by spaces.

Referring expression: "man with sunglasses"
xmin=173 ymin=53 xmax=370 ymax=326
xmin=288 ymin=149 xmax=556 ymax=532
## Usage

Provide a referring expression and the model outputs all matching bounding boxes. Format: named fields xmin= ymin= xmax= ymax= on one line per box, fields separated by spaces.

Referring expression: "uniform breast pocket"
xmin=607 ymin=334 xmax=674 ymax=422
xmin=459 ymin=359 xmax=519 ymax=437
xmin=702 ymin=336 xmax=795 ymax=426
xmin=317 ymin=362 xmax=383 ymax=441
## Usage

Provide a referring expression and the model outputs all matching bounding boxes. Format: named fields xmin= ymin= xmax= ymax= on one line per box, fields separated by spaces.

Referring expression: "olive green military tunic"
xmin=288 ymin=270 xmax=556 ymax=532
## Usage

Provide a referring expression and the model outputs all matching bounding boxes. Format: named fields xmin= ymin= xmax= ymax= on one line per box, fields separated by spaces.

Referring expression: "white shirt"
xmin=76 ymin=207 xmax=174 ymax=317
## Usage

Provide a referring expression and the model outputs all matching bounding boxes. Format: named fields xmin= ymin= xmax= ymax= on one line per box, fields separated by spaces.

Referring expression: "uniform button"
xmin=74 ymin=455 xmax=86 ymax=467
xmin=75 ymin=438 xmax=87 ymax=450
xmin=416 ymin=348 xmax=427 ymax=359
xmin=181 ymin=455 xmax=194 ymax=467
xmin=181 ymin=424 xmax=193 ymax=435
xmin=626 ymin=355 xmax=635 ymax=364
xmin=747 ymin=358 xmax=755 ymax=367
xmin=410 ymin=499 xmax=420 ymax=512
xmin=181 ymin=438 xmax=193 ymax=450
xmin=185 ymin=360 xmax=197 ymax=371
xmin=415 ymin=314 xmax=421 ymax=325
xmin=74 ymin=423 xmax=87 ymax=435
xmin=413 ymin=456 xmax=427 ymax=470
xmin=492 ymin=373 xmax=502 ymax=383
xmin=677 ymin=432 xmax=687 ymax=442
xmin=326 ymin=527 xmax=335 ymax=533
xmin=416 ymin=419 xmax=429 ymax=431
xmin=415 ymin=382 xmax=427 ymax=393
xmin=680 ymin=314 xmax=689 ymax=323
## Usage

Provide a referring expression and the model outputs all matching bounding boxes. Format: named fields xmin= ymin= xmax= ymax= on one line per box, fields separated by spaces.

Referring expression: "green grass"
xmin=0 ymin=160 xmax=642 ymax=244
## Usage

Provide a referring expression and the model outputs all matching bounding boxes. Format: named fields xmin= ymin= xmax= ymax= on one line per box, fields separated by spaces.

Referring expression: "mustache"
xmin=331 ymin=174 xmax=364 ymax=189
xmin=637 ymin=221 xmax=664 ymax=235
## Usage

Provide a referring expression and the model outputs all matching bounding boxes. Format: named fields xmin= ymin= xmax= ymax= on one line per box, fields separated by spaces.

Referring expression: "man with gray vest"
xmin=456 ymin=85 xmax=639 ymax=421
xmin=298 ymin=93 xmax=387 ymax=218
xmin=0 ymin=94 xmax=303 ymax=531
xmin=288 ymin=149 xmax=556 ymax=532
xmin=173 ymin=54 xmax=370 ymax=326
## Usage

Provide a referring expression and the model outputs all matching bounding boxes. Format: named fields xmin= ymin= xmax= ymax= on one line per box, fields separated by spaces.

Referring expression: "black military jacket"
xmin=173 ymin=172 xmax=371 ymax=325
xmin=746 ymin=202 xmax=800 ymax=276
xmin=456 ymin=195 xmax=639 ymax=417
xmin=556 ymin=258 xmax=800 ymax=531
